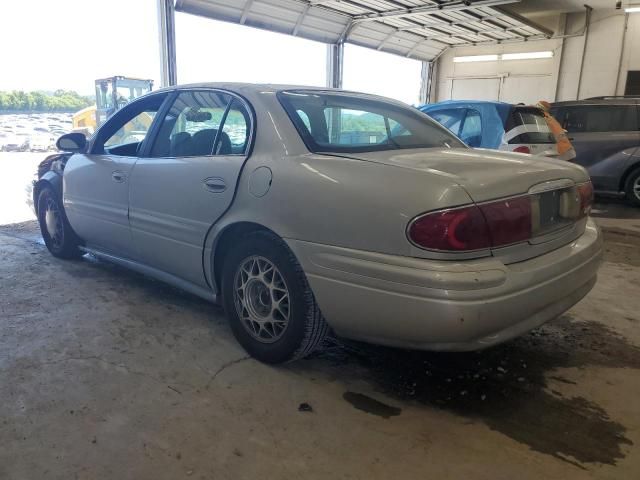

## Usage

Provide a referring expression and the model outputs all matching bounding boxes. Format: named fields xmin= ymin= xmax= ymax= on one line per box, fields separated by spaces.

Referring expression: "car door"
xmin=128 ymin=89 xmax=253 ymax=287
xmin=63 ymin=93 xmax=170 ymax=256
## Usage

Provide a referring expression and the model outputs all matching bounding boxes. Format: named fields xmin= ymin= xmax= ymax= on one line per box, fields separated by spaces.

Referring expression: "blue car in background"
xmin=420 ymin=100 xmax=559 ymax=158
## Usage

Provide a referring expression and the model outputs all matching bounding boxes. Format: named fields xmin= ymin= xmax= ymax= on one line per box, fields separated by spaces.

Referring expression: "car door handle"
xmin=112 ymin=171 xmax=126 ymax=183
xmin=203 ymin=177 xmax=227 ymax=193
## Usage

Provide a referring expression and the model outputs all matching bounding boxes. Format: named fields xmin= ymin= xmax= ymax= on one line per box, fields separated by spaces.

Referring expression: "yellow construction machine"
xmin=72 ymin=76 xmax=153 ymax=135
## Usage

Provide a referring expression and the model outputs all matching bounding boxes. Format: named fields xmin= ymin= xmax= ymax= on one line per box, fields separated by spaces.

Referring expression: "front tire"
xmin=221 ymin=231 xmax=328 ymax=364
xmin=625 ymin=168 xmax=640 ymax=207
xmin=37 ymin=186 xmax=83 ymax=259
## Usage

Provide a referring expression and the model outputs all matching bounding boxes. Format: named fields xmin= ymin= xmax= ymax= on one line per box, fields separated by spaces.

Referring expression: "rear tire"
xmin=37 ymin=186 xmax=83 ymax=259
xmin=221 ymin=231 xmax=328 ymax=364
xmin=625 ymin=168 xmax=640 ymax=207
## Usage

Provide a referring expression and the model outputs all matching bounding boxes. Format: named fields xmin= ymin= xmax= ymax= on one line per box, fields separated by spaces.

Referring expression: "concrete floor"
xmin=1 ymin=195 xmax=640 ymax=479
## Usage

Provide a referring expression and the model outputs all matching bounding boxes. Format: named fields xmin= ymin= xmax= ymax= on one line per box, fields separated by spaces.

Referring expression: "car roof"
xmin=420 ymin=100 xmax=515 ymax=109
xmin=552 ymin=98 xmax=639 ymax=107
xmin=150 ymin=82 xmax=413 ymax=108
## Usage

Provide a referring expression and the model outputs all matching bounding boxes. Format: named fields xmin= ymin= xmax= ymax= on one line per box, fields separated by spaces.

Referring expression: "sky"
xmin=0 ymin=0 xmax=423 ymax=105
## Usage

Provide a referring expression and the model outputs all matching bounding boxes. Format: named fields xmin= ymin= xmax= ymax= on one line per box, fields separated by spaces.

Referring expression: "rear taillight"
xmin=408 ymin=205 xmax=491 ymax=251
xmin=513 ymin=146 xmax=531 ymax=154
xmin=409 ymin=182 xmax=593 ymax=253
xmin=408 ymin=196 xmax=532 ymax=252
xmin=577 ymin=181 xmax=593 ymax=217
xmin=480 ymin=196 xmax=532 ymax=246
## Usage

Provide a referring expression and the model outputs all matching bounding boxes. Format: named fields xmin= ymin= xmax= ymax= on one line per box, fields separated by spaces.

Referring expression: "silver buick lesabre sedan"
xmin=34 ymin=83 xmax=603 ymax=363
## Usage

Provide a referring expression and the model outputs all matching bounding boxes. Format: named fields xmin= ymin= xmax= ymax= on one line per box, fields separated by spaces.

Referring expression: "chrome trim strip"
xmin=528 ymin=178 xmax=575 ymax=194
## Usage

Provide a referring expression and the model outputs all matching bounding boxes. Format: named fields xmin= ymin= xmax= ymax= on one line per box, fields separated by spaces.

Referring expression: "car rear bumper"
xmin=286 ymin=218 xmax=602 ymax=351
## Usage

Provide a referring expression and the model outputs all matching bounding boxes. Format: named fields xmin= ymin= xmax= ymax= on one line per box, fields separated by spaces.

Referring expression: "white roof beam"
xmin=239 ymin=0 xmax=255 ymax=24
xmin=352 ymin=0 xmax=521 ymax=24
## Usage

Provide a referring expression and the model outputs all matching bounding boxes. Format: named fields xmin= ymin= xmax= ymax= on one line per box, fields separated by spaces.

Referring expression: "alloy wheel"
xmin=233 ymin=256 xmax=291 ymax=343
xmin=633 ymin=176 xmax=640 ymax=202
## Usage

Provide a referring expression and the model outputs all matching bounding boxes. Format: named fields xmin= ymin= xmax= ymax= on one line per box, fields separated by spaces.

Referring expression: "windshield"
xmin=278 ymin=90 xmax=464 ymax=154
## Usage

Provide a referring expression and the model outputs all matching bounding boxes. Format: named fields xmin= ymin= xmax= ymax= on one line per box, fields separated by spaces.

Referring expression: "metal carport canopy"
xmin=174 ymin=0 xmax=553 ymax=62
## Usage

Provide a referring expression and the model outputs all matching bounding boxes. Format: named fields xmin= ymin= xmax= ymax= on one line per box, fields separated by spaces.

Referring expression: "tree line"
xmin=0 ymin=90 xmax=94 ymax=112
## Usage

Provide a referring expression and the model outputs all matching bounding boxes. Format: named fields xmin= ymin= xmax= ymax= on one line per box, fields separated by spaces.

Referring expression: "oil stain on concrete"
xmin=310 ymin=316 xmax=638 ymax=467
xmin=342 ymin=391 xmax=401 ymax=419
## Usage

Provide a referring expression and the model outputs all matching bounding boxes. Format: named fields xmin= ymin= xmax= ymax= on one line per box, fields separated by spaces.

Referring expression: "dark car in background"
xmin=551 ymin=97 xmax=640 ymax=206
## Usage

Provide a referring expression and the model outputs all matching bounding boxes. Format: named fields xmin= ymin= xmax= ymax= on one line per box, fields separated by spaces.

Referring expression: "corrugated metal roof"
xmin=174 ymin=0 xmax=553 ymax=62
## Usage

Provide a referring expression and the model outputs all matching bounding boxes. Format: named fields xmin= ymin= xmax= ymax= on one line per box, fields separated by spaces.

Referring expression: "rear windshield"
xmin=277 ymin=90 xmax=464 ymax=154
xmin=505 ymin=107 xmax=555 ymax=144
xmin=550 ymin=104 xmax=639 ymax=133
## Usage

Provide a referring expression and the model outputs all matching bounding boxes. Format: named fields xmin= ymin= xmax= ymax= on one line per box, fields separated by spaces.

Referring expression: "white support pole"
xmin=419 ymin=61 xmax=429 ymax=105
xmin=158 ymin=0 xmax=177 ymax=87
xmin=326 ymin=43 xmax=344 ymax=89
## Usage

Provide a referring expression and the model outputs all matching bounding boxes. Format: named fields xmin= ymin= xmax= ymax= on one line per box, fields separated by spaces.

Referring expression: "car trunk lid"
xmin=329 ymin=148 xmax=592 ymax=261
xmin=333 ymin=147 xmax=588 ymax=203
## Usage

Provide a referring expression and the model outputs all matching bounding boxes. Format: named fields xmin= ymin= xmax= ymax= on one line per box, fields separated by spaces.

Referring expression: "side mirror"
xmin=56 ymin=132 xmax=87 ymax=153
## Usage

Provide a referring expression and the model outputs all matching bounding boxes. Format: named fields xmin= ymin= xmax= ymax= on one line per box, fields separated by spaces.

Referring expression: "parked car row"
xmin=420 ymin=100 xmax=559 ymax=157
xmin=0 ymin=113 xmax=72 ymax=152
xmin=421 ymin=96 xmax=640 ymax=207
xmin=551 ymin=97 xmax=640 ymax=206
xmin=34 ymin=83 xmax=602 ymax=364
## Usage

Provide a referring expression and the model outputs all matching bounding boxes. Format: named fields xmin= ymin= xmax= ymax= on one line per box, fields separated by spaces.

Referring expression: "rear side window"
xmin=459 ymin=109 xmax=482 ymax=147
xmin=325 ymin=108 xmax=387 ymax=145
xmin=552 ymin=105 xmax=638 ymax=133
xmin=427 ymin=108 xmax=482 ymax=147
xmin=506 ymin=107 xmax=555 ymax=144
xmin=428 ymin=109 xmax=465 ymax=136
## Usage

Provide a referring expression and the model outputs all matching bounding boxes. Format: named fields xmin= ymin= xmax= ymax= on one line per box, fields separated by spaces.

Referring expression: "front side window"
xmin=96 ymin=82 xmax=114 ymax=110
xmin=278 ymin=90 xmax=463 ymax=153
xmin=150 ymin=91 xmax=251 ymax=157
xmin=93 ymin=93 xmax=167 ymax=156
xmin=104 ymin=111 xmax=157 ymax=149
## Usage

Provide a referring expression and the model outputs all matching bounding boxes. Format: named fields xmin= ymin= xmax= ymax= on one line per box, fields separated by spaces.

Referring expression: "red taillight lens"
xmin=409 ymin=196 xmax=533 ymax=252
xmin=513 ymin=146 xmax=531 ymax=154
xmin=480 ymin=196 xmax=532 ymax=246
xmin=408 ymin=205 xmax=491 ymax=251
xmin=577 ymin=181 xmax=593 ymax=217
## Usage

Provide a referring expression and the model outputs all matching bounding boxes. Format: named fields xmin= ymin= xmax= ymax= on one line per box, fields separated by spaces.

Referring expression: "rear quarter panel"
xmin=212 ymin=152 xmax=475 ymax=258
